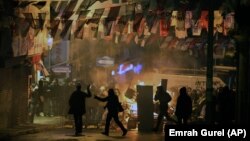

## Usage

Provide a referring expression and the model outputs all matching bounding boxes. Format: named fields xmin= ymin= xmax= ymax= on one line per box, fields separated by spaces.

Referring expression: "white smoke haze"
xmin=68 ymin=35 xmax=227 ymax=96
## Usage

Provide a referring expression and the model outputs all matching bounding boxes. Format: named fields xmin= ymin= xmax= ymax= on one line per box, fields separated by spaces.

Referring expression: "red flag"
xmin=32 ymin=55 xmax=41 ymax=64
xmin=199 ymin=11 xmax=208 ymax=31
xmin=160 ymin=19 xmax=169 ymax=37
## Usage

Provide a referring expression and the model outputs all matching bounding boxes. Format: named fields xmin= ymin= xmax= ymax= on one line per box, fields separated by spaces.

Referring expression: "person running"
xmin=94 ymin=88 xmax=128 ymax=136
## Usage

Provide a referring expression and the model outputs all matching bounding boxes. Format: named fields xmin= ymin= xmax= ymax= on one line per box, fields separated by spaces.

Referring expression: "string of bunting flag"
xmin=12 ymin=0 xmax=235 ymax=57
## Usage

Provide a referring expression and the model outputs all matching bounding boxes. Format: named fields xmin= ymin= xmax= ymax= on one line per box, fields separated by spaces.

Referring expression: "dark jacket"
xmin=95 ymin=89 xmax=120 ymax=113
xmin=68 ymin=88 xmax=91 ymax=115
xmin=175 ymin=87 xmax=192 ymax=118
xmin=154 ymin=86 xmax=172 ymax=110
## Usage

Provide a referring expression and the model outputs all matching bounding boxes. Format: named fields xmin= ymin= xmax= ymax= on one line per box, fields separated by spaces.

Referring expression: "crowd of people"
xmin=27 ymin=77 xmax=236 ymax=136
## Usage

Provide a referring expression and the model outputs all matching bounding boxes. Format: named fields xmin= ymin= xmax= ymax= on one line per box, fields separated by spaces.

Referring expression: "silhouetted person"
xmin=153 ymin=86 xmax=172 ymax=131
xmin=38 ymin=80 xmax=45 ymax=116
xmin=94 ymin=88 xmax=127 ymax=136
xmin=217 ymin=86 xmax=234 ymax=124
xmin=68 ymin=83 xmax=91 ymax=136
xmin=175 ymin=87 xmax=192 ymax=124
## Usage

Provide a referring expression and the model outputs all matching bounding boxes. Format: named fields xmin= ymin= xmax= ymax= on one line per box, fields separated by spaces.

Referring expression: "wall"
xmin=0 ymin=66 xmax=29 ymax=128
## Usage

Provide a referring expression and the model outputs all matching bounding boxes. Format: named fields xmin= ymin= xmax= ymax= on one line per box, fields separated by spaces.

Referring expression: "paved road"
xmin=11 ymin=128 xmax=165 ymax=141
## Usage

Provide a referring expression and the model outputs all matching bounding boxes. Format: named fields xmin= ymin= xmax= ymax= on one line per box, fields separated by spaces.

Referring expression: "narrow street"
xmin=11 ymin=128 xmax=164 ymax=141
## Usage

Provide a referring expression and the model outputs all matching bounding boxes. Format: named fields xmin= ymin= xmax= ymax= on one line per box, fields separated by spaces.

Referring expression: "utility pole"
xmin=205 ymin=0 xmax=214 ymax=124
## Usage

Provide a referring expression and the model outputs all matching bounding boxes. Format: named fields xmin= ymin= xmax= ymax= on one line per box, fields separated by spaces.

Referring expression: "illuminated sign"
xmin=96 ymin=56 xmax=114 ymax=67
xmin=118 ymin=63 xmax=143 ymax=75
xmin=52 ymin=66 xmax=71 ymax=73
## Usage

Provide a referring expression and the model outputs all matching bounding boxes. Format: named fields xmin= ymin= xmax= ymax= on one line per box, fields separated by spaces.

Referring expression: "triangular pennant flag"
xmin=118 ymin=15 xmax=129 ymax=25
xmin=199 ymin=11 xmax=208 ymax=31
xmin=223 ymin=12 xmax=234 ymax=36
xmin=77 ymin=10 xmax=90 ymax=20
xmin=133 ymin=13 xmax=143 ymax=32
xmin=60 ymin=20 xmax=73 ymax=39
xmin=146 ymin=11 xmax=156 ymax=30
xmin=31 ymin=19 xmax=41 ymax=35
xmin=19 ymin=18 xmax=30 ymax=37
xmin=128 ymin=21 xmax=133 ymax=34
xmin=185 ymin=11 xmax=193 ymax=29
xmin=88 ymin=8 xmax=104 ymax=24
xmin=114 ymin=32 xmax=121 ymax=44
xmin=61 ymin=11 xmax=74 ymax=20
xmin=137 ymin=18 xmax=146 ymax=36
xmin=32 ymin=1 xmax=47 ymax=10
xmin=214 ymin=10 xmax=223 ymax=33
xmin=50 ymin=1 xmax=58 ymax=11
xmin=97 ymin=19 xmax=105 ymax=39
xmin=192 ymin=21 xmax=202 ymax=36
xmin=74 ymin=20 xmax=86 ymax=38
xmin=107 ymin=6 xmax=121 ymax=21
xmin=76 ymin=0 xmax=89 ymax=13
xmin=61 ymin=0 xmax=78 ymax=20
xmin=18 ymin=1 xmax=34 ymax=9
xmin=77 ymin=0 xmax=106 ymax=14
xmin=57 ymin=1 xmax=68 ymax=17
xmin=175 ymin=22 xmax=187 ymax=39
xmin=38 ymin=13 xmax=46 ymax=30
xmin=32 ymin=55 xmax=41 ymax=64
xmin=83 ymin=23 xmax=90 ymax=38
xmin=33 ymin=27 xmax=40 ymax=36
xmin=91 ymin=24 xmax=99 ymax=38
xmin=117 ymin=15 xmax=129 ymax=33
xmin=170 ymin=11 xmax=178 ymax=27
xmin=50 ymin=1 xmax=59 ymax=19
xmin=50 ymin=20 xmax=60 ymax=38
xmin=65 ymin=0 xmax=78 ymax=11
xmin=104 ymin=18 xmax=113 ymax=36
xmin=160 ymin=18 xmax=169 ymax=37
xmin=66 ymin=26 xmax=72 ymax=40
xmin=23 ymin=13 xmax=35 ymax=29
xmin=151 ymin=19 xmax=159 ymax=34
